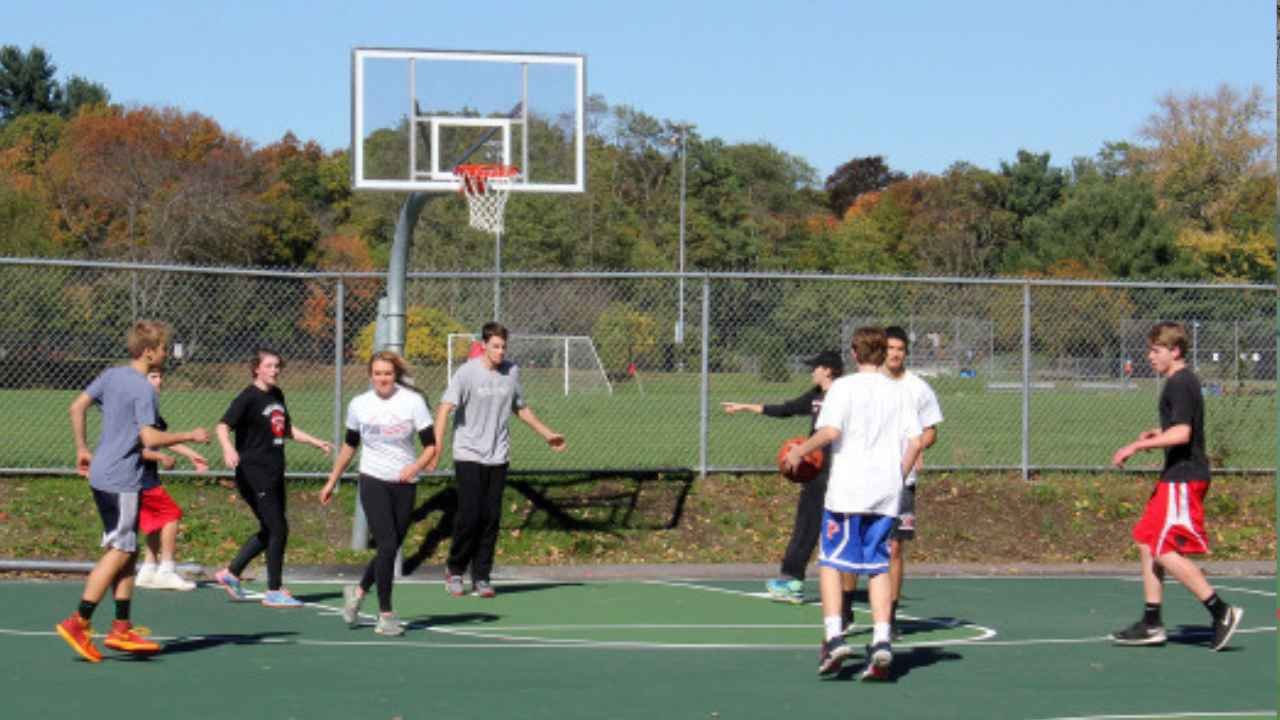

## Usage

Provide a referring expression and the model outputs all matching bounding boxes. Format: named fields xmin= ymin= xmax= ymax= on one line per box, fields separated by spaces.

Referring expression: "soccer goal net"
xmin=447 ymin=333 xmax=614 ymax=396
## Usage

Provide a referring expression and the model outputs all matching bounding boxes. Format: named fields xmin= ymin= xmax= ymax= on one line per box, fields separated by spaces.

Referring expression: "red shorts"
xmin=139 ymin=486 xmax=183 ymax=535
xmin=1132 ymin=480 xmax=1210 ymax=556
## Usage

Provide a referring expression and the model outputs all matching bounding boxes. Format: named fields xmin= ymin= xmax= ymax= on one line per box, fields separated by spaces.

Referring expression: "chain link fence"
xmin=1 ymin=257 xmax=1274 ymax=477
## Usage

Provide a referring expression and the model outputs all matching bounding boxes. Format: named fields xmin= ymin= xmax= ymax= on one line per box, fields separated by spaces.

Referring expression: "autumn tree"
xmin=1134 ymin=84 xmax=1275 ymax=281
xmin=823 ymin=155 xmax=906 ymax=218
xmin=42 ymin=106 xmax=262 ymax=264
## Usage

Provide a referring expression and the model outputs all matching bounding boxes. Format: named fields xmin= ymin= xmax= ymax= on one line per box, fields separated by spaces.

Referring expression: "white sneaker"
xmin=342 ymin=585 xmax=363 ymax=627
xmin=135 ymin=564 xmax=158 ymax=589
xmin=150 ymin=569 xmax=196 ymax=591
xmin=374 ymin=612 xmax=404 ymax=637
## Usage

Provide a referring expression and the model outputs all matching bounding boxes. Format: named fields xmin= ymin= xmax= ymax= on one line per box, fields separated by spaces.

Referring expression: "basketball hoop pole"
xmin=353 ymin=190 xmax=428 ymax=551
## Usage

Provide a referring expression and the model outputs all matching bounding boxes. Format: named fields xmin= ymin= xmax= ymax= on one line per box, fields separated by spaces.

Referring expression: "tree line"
xmin=1 ymin=45 xmax=1273 ymax=284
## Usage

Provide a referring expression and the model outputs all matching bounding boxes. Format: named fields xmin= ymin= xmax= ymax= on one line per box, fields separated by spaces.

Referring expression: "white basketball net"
xmin=458 ymin=166 xmax=518 ymax=235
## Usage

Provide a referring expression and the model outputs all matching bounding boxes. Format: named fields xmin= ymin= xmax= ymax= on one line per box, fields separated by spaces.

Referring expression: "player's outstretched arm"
xmin=290 ymin=426 xmax=333 ymax=455
xmin=170 ymin=443 xmax=209 ymax=472
xmin=1112 ymin=424 xmax=1191 ymax=468
xmin=720 ymin=402 xmax=763 ymax=415
xmin=140 ymin=425 xmax=208 ymax=450
xmin=516 ymin=406 xmax=566 ymax=451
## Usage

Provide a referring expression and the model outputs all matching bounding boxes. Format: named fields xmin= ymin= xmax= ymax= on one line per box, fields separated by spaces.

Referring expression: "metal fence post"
xmin=699 ymin=275 xmax=710 ymax=478
xmin=1021 ymin=281 xmax=1032 ymax=481
xmin=333 ymin=277 xmax=345 ymax=450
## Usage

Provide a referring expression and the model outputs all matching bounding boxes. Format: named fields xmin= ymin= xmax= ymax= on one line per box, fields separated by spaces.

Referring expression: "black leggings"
xmin=357 ymin=476 xmax=417 ymax=613
xmin=229 ymin=466 xmax=288 ymax=591
xmin=779 ymin=469 xmax=829 ymax=581
xmin=447 ymin=461 xmax=508 ymax=582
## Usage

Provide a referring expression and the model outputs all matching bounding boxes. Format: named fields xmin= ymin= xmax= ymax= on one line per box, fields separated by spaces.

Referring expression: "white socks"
xmin=872 ymin=622 xmax=891 ymax=645
xmin=824 ymin=616 xmax=844 ymax=641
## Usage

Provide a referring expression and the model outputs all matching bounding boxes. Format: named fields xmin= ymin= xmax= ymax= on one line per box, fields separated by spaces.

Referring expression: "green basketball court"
xmin=1 ymin=575 xmax=1273 ymax=719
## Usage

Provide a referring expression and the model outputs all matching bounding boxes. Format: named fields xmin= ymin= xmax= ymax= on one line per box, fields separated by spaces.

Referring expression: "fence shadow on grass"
xmin=399 ymin=472 xmax=697 ymax=575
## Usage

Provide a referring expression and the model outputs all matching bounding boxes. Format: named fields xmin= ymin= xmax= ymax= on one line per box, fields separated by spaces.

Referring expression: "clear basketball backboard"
xmin=351 ymin=48 xmax=586 ymax=193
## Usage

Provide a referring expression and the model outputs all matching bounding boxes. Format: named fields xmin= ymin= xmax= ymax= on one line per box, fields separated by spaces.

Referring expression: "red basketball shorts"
xmin=139 ymin=485 xmax=183 ymax=535
xmin=1132 ymin=480 xmax=1210 ymax=556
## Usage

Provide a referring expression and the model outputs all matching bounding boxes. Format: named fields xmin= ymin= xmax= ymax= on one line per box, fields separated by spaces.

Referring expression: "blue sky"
xmin=7 ymin=0 xmax=1272 ymax=180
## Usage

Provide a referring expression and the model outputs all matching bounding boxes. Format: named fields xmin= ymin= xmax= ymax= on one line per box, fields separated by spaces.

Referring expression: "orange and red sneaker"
xmin=55 ymin=614 xmax=102 ymax=664
xmin=102 ymin=620 xmax=162 ymax=655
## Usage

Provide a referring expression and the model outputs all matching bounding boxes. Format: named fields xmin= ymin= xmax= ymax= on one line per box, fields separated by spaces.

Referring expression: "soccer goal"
xmin=447 ymin=333 xmax=613 ymax=396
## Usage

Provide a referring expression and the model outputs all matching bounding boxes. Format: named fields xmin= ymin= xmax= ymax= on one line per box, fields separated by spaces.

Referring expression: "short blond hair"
xmin=1147 ymin=321 xmax=1188 ymax=359
xmin=126 ymin=320 xmax=171 ymax=359
xmin=851 ymin=326 xmax=887 ymax=366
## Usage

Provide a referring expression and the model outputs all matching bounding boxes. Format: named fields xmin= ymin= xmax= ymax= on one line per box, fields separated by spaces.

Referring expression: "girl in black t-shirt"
xmin=213 ymin=349 xmax=331 ymax=608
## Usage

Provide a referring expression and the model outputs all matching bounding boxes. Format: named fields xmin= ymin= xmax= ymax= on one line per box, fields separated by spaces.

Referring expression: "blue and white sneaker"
xmin=214 ymin=568 xmax=248 ymax=601
xmin=765 ymin=578 xmax=804 ymax=604
xmin=261 ymin=589 xmax=304 ymax=608
xmin=859 ymin=641 xmax=893 ymax=681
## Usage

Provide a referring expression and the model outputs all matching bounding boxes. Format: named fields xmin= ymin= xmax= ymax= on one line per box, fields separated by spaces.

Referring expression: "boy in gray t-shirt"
xmin=428 ymin=322 xmax=565 ymax=598
xmin=57 ymin=320 xmax=209 ymax=664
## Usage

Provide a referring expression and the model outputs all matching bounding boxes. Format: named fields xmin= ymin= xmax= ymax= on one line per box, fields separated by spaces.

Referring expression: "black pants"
xmin=357 ymin=476 xmax=417 ymax=613
xmin=229 ymin=466 xmax=288 ymax=591
xmin=447 ymin=461 xmax=508 ymax=582
xmin=779 ymin=470 xmax=829 ymax=581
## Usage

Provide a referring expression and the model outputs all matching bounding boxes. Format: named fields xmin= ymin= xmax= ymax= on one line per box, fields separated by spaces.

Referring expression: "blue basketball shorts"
xmin=817 ymin=510 xmax=896 ymax=576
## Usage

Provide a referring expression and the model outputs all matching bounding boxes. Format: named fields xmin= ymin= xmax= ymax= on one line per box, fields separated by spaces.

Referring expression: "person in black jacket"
xmin=722 ymin=350 xmax=842 ymax=604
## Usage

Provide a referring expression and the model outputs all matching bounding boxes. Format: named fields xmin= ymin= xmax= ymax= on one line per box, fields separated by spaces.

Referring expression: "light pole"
xmin=674 ymin=124 xmax=689 ymax=355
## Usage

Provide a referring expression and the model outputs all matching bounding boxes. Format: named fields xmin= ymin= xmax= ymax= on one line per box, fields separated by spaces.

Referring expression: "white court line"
xmin=1213 ymin=584 xmax=1276 ymax=598
xmin=1036 ymin=710 xmax=1277 ymax=720
xmin=650 ymin=578 xmax=993 ymax=636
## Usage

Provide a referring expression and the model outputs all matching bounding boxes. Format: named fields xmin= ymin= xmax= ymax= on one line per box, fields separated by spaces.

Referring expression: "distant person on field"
xmin=784 ymin=326 xmax=922 ymax=681
xmin=1109 ymin=321 xmax=1242 ymax=651
xmin=57 ymin=320 xmax=210 ymax=663
xmin=426 ymin=322 xmax=566 ymax=598
xmin=213 ymin=348 xmax=332 ymax=608
xmin=722 ymin=350 xmax=843 ymax=605
xmin=136 ymin=367 xmax=209 ymax=592
xmin=320 ymin=351 xmax=437 ymax=637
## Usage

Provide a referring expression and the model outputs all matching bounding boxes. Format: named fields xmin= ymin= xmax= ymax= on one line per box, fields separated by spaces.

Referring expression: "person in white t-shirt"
xmin=784 ymin=326 xmax=922 ymax=682
xmin=883 ymin=325 xmax=942 ymax=637
xmin=320 ymin=351 xmax=437 ymax=637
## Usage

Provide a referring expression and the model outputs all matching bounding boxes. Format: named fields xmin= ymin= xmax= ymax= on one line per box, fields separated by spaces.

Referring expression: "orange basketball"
xmin=777 ymin=436 xmax=824 ymax=483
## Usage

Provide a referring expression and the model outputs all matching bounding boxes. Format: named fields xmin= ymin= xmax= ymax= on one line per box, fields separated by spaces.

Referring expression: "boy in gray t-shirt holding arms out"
xmin=426 ymin=322 xmax=565 ymax=598
xmin=57 ymin=320 xmax=209 ymax=663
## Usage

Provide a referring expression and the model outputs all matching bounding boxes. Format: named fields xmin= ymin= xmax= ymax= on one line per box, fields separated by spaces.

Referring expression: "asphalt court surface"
xmin=1 ymin=575 xmax=1274 ymax=719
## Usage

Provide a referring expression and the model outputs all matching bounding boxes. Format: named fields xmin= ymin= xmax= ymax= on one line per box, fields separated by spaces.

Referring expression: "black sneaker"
xmin=858 ymin=641 xmax=893 ymax=681
xmin=1210 ymin=606 xmax=1243 ymax=652
xmin=818 ymin=637 xmax=853 ymax=676
xmin=1111 ymin=620 xmax=1167 ymax=646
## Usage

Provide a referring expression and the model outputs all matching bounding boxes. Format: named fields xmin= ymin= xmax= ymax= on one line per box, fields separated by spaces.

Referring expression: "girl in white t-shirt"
xmin=320 ymin=352 xmax=436 ymax=636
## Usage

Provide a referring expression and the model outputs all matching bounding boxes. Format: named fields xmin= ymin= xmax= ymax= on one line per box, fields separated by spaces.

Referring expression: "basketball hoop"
xmin=455 ymin=163 xmax=519 ymax=235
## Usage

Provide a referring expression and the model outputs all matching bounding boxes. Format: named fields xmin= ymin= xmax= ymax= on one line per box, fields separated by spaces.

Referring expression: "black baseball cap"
xmin=803 ymin=350 xmax=844 ymax=374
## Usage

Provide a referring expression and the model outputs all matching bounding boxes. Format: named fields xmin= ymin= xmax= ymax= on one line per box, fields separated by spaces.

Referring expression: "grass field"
xmin=1 ymin=370 xmax=1275 ymax=473
xmin=1 ymin=575 xmax=1274 ymax=719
